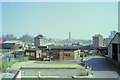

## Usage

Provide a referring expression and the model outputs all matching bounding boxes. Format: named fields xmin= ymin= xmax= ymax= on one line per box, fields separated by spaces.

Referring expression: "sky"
xmin=2 ymin=2 xmax=118 ymax=40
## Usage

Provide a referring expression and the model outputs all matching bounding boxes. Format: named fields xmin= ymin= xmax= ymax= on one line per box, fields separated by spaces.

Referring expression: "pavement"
xmin=85 ymin=56 xmax=120 ymax=78
xmin=0 ymin=74 xmax=2 ymax=80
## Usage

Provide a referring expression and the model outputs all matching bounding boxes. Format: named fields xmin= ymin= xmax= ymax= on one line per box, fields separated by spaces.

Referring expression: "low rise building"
xmin=25 ymin=46 xmax=80 ymax=61
xmin=2 ymin=40 xmax=24 ymax=49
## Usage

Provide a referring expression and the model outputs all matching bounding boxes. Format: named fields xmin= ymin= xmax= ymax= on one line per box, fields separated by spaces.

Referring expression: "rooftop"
xmin=3 ymin=40 xmax=20 ymax=44
xmin=34 ymin=34 xmax=43 ymax=39
xmin=93 ymin=34 xmax=103 ymax=37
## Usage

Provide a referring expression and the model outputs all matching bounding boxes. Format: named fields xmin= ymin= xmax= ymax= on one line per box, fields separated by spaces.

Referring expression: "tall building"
xmin=103 ymin=38 xmax=112 ymax=47
xmin=92 ymin=34 xmax=103 ymax=47
xmin=69 ymin=32 xmax=71 ymax=39
xmin=34 ymin=34 xmax=43 ymax=48
xmin=109 ymin=30 xmax=117 ymax=38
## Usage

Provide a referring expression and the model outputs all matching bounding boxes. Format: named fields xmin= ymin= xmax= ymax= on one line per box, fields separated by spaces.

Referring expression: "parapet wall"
xmin=105 ymin=56 xmax=120 ymax=70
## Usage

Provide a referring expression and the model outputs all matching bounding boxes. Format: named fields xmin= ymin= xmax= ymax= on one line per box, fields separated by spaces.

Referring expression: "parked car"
xmin=43 ymin=56 xmax=51 ymax=61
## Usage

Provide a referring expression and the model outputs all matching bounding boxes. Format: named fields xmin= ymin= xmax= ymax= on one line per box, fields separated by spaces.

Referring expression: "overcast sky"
xmin=2 ymin=2 xmax=118 ymax=40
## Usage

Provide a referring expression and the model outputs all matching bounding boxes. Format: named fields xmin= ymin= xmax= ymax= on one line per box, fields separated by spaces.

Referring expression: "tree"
xmin=19 ymin=33 xmax=33 ymax=44
xmin=2 ymin=34 xmax=17 ymax=41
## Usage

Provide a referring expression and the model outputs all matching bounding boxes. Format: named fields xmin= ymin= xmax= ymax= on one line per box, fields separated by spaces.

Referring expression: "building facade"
xmin=108 ymin=32 xmax=120 ymax=62
xmin=34 ymin=34 xmax=43 ymax=48
xmin=25 ymin=48 xmax=80 ymax=61
xmin=92 ymin=34 xmax=103 ymax=47
xmin=25 ymin=49 xmax=42 ymax=60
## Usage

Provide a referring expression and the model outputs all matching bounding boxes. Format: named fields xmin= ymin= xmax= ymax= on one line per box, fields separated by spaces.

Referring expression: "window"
xmin=42 ymin=53 xmax=46 ymax=55
xmin=66 ymin=54 xmax=68 ymax=56
xmin=31 ymin=52 xmax=35 ymax=56
xmin=26 ymin=52 xmax=30 ymax=56
xmin=64 ymin=53 xmax=70 ymax=57
xmin=68 ymin=53 xmax=70 ymax=57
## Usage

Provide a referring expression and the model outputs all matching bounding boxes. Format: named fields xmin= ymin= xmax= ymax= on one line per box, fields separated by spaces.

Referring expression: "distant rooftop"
xmin=0 ymin=40 xmax=3 ymax=44
xmin=48 ymin=45 xmax=80 ymax=50
xmin=3 ymin=40 xmax=20 ymax=44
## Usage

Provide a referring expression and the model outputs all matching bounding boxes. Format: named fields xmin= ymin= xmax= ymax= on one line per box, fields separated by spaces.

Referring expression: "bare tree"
xmin=2 ymin=34 xmax=17 ymax=41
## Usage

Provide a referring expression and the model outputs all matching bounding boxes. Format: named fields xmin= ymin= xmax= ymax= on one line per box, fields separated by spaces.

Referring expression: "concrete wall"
xmin=105 ymin=56 xmax=120 ymax=70
xmin=20 ymin=68 xmax=90 ymax=77
xmin=108 ymin=44 xmax=112 ymax=58
xmin=74 ymin=50 xmax=80 ymax=60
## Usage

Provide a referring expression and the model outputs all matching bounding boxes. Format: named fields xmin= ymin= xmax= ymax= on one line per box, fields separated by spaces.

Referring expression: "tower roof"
xmin=93 ymin=34 xmax=103 ymax=37
xmin=34 ymin=34 xmax=43 ymax=39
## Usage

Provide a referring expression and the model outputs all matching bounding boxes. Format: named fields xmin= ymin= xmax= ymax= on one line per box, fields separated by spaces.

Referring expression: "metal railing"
xmin=12 ymin=70 xmax=20 ymax=80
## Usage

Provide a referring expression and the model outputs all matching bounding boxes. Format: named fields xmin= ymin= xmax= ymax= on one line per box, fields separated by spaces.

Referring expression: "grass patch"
xmin=76 ymin=72 xmax=91 ymax=76
xmin=16 ymin=60 xmax=28 ymax=63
